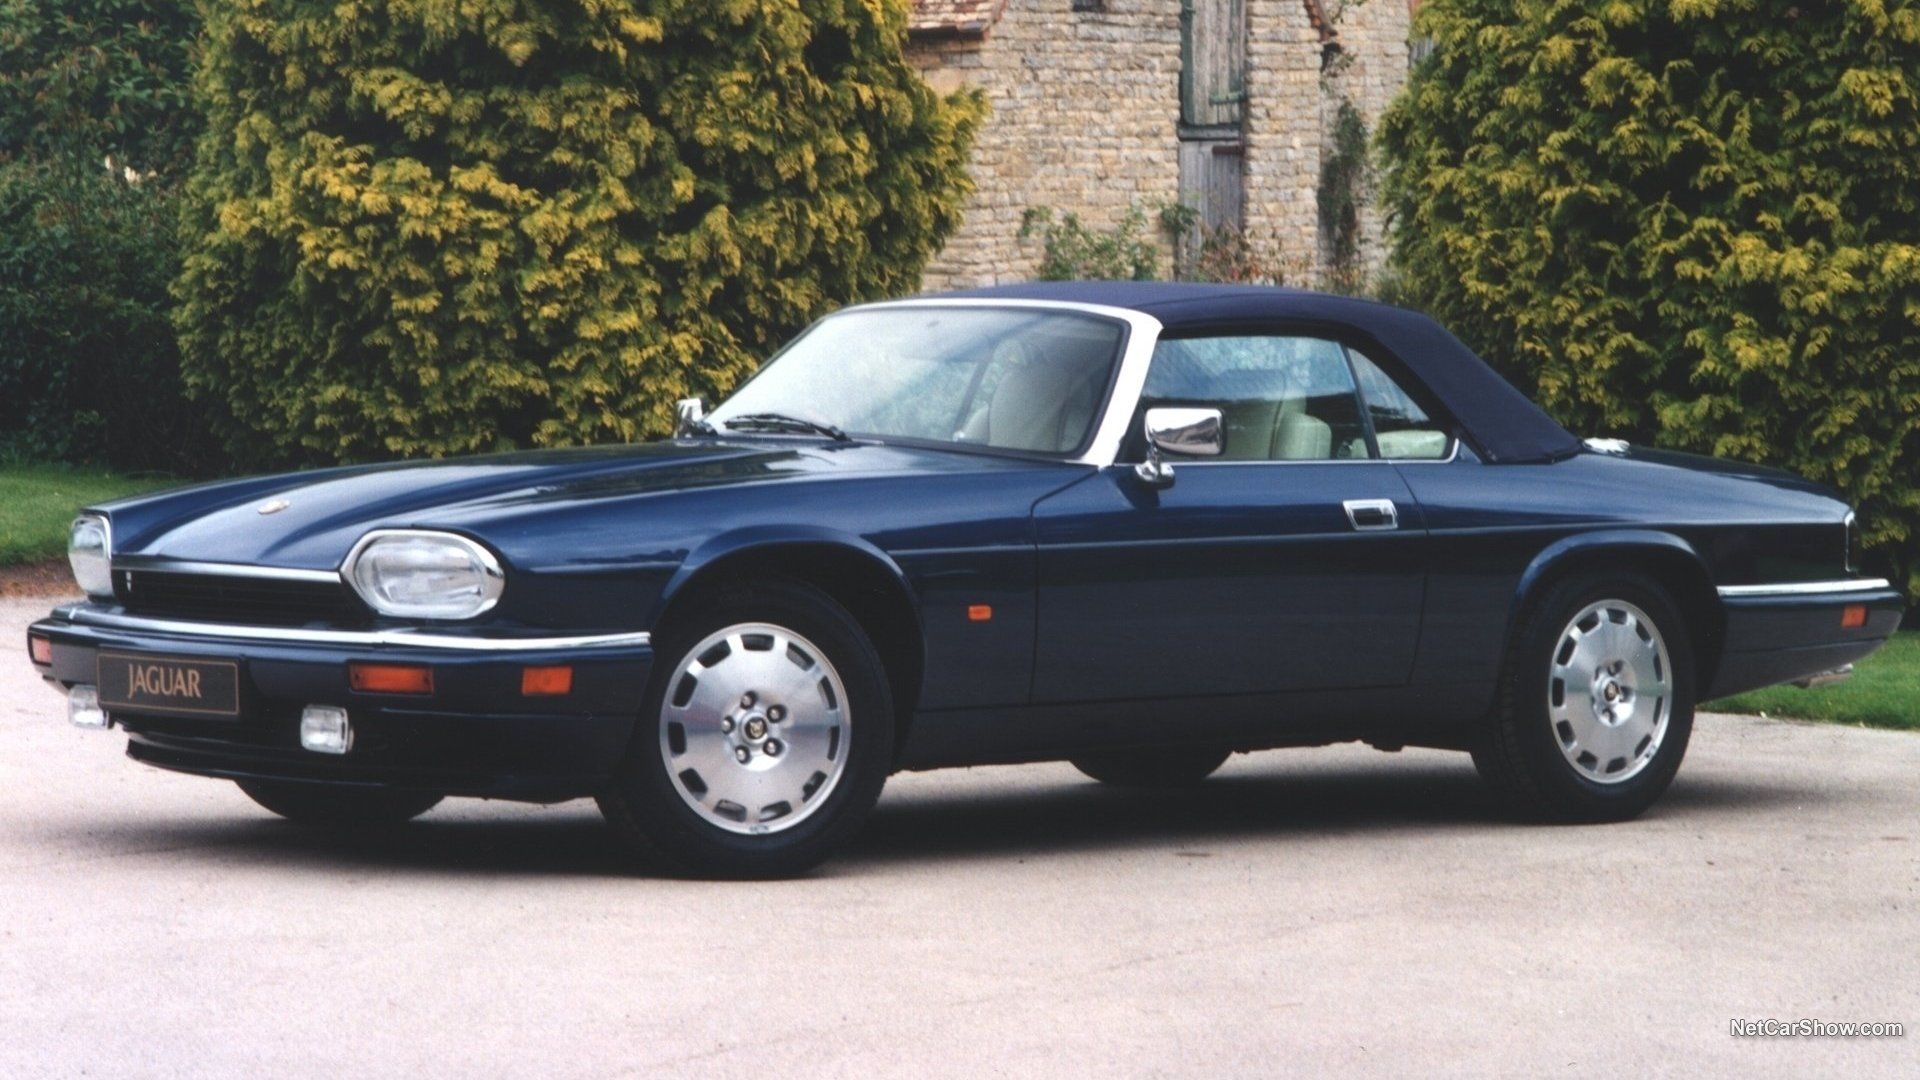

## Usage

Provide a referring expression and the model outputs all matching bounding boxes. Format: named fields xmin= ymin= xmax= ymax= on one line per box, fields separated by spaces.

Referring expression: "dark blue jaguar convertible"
xmin=26 ymin=283 xmax=1903 ymax=876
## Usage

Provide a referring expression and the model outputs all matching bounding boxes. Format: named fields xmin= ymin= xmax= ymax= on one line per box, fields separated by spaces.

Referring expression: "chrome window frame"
xmin=1150 ymin=439 xmax=1463 ymax=468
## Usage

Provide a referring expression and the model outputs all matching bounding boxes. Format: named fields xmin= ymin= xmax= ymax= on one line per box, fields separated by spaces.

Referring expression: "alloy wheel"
xmin=1546 ymin=598 xmax=1672 ymax=784
xmin=658 ymin=622 xmax=851 ymax=834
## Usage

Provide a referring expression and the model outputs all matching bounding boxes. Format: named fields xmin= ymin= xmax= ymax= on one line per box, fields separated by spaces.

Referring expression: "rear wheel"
xmin=237 ymin=780 xmax=442 ymax=826
xmin=597 ymin=578 xmax=894 ymax=878
xmin=1071 ymin=747 xmax=1231 ymax=788
xmin=1472 ymin=572 xmax=1695 ymax=822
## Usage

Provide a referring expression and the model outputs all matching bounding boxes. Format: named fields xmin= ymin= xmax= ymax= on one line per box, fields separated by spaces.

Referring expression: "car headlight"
xmin=344 ymin=530 xmax=505 ymax=620
xmin=68 ymin=515 xmax=113 ymax=599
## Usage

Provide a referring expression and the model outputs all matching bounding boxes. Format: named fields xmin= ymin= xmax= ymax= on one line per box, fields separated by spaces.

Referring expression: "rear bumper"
xmin=26 ymin=604 xmax=654 ymax=802
xmin=1706 ymin=579 xmax=1904 ymax=700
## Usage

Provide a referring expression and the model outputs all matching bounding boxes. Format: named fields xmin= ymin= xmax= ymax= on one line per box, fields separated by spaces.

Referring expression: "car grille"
xmin=115 ymin=570 xmax=370 ymax=626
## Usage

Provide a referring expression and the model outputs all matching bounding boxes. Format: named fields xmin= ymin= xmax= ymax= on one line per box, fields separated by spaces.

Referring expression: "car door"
xmin=1030 ymin=331 xmax=1434 ymax=703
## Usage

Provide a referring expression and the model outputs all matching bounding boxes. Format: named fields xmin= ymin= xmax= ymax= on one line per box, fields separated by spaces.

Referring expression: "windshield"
xmin=709 ymin=307 xmax=1127 ymax=455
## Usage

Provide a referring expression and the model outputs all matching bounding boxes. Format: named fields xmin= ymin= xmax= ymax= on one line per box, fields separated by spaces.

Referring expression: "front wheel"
xmin=237 ymin=780 xmax=443 ymax=826
xmin=1472 ymin=572 xmax=1695 ymax=822
xmin=597 ymin=578 xmax=894 ymax=878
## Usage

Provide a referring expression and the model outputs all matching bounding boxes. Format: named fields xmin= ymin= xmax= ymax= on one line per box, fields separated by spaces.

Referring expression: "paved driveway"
xmin=2 ymin=596 xmax=1914 ymax=1077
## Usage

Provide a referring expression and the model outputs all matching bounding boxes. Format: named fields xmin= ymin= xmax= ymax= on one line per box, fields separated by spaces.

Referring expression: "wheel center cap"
xmin=1592 ymin=676 xmax=1636 ymax=725
xmin=743 ymin=715 xmax=769 ymax=741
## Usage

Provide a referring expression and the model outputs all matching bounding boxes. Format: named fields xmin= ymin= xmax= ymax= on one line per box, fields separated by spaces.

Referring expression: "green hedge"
xmin=1380 ymin=0 xmax=1920 ymax=586
xmin=0 ymin=0 xmax=198 ymax=175
xmin=175 ymin=0 xmax=983 ymax=465
xmin=0 ymin=1 xmax=214 ymax=475
xmin=0 ymin=160 xmax=218 ymax=474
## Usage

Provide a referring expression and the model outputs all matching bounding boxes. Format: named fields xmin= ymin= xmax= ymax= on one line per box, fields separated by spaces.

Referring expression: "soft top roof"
xmin=929 ymin=281 xmax=1580 ymax=464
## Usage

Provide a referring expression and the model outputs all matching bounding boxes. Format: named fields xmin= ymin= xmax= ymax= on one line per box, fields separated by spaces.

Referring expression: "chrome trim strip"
xmin=1716 ymin=578 xmax=1892 ymax=598
xmin=111 ymin=558 xmax=342 ymax=584
xmin=55 ymin=605 xmax=650 ymax=652
xmin=848 ymin=297 xmax=1166 ymax=468
xmin=1794 ymin=665 xmax=1854 ymax=689
xmin=1844 ymin=510 xmax=1858 ymax=574
xmin=1161 ymin=438 xmax=1463 ymax=467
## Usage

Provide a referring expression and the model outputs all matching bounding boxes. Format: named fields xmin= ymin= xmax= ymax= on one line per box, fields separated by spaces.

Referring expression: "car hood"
xmin=100 ymin=439 xmax=1022 ymax=571
xmin=1598 ymin=443 xmax=1839 ymax=499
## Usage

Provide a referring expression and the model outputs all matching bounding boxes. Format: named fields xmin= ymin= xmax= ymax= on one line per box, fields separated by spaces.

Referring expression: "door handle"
xmin=1343 ymin=499 xmax=1399 ymax=532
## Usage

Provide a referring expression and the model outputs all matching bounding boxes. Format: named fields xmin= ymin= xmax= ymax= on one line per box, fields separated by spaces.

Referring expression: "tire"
xmin=1071 ymin=747 xmax=1231 ymax=788
xmin=1472 ymin=571 xmax=1695 ymax=823
xmin=237 ymin=780 xmax=443 ymax=826
xmin=596 ymin=577 xmax=894 ymax=878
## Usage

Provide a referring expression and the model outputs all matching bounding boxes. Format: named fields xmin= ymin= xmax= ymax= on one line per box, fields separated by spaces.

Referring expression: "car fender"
xmin=1511 ymin=529 xmax=1714 ymax=623
xmin=653 ymin=524 xmax=921 ymax=625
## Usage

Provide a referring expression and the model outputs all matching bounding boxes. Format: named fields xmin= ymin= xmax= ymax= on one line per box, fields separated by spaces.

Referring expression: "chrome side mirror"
xmin=674 ymin=397 xmax=707 ymax=437
xmin=1134 ymin=407 xmax=1223 ymax=488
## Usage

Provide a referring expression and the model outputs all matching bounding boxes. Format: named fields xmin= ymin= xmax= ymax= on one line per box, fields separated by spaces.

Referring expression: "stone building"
xmin=904 ymin=0 xmax=1410 ymax=290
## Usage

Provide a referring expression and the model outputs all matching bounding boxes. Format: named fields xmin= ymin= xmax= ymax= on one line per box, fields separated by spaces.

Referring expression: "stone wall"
xmin=1318 ymin=0 xmax=1410 ymax=280
xmin=906 ymin=1 xmax=1186 ymax=291
xmin=1241 ymin=0 xmax=1326 ymax=284
xmin=907 ymin=0 xmax=1408 ymax=291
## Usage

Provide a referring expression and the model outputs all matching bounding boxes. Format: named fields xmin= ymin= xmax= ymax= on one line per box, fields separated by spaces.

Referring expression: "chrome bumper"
xmin=44 ymin=603 xmax=651 ymax=652
xmin=1792 ymin=665 xmax=1854 ymax=690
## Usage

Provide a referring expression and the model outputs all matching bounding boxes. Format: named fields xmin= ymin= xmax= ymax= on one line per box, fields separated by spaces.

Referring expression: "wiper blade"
xmin=721 ymin=412 xmax=851 ymax=441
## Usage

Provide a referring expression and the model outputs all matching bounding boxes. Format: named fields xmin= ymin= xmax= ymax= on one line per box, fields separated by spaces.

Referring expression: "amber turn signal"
xmin=1840 ymin=604 xmax=1868 ymax=629
xmin=28 ymin=634 xmax=52 ymax=665
xmin=348 ymin=662 xmax=434 ymax=694
xmin=967 ymin=604 xmax=993 ymax=622
xmin=521 ymin=665 xmax=574 ymax=697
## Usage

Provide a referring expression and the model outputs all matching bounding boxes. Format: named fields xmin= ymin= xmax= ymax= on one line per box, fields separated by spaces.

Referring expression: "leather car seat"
xmin=988 ymin=358 xmax=1100 ymax=453
xmin=1272 ymin=394 xmax=1333 ymax=460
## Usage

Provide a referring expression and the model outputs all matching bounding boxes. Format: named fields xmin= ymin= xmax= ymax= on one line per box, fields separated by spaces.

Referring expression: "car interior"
xmin=952 ymin=327 xmax=1118 ymax=454
xmin=1139 ymin=335 xmax=1371 ymax=461
xmin=1136 ymin=335 xmax=1453 ymax=461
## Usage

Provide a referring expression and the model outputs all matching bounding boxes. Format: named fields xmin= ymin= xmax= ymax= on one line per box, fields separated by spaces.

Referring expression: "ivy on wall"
xmin=1316 ymin=99 xmax=1368 ymax=293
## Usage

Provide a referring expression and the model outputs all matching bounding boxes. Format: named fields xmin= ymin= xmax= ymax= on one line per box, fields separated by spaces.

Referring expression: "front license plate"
xmin=97 ymin=651 xmax=241 ymax=720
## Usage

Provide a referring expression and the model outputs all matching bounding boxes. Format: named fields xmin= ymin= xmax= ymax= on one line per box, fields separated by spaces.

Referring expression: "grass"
xmin=1710 ymin=631 xmax=1919 ymax=731
xmin=0 ymin=464 xmax=171 ymax=567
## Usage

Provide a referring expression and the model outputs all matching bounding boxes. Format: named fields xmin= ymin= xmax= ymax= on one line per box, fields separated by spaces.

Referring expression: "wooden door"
xmin=1178 ymin=0 xmax=1248 ymax=268
xmin=1181 ymin=0 xmax=1246 ymax=128
xmin=1178 ymin=138 xmax=1245 ymax=235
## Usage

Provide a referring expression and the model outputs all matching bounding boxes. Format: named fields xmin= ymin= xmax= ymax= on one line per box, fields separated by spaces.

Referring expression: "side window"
xmin=1139 ymin=335 xmax=1371 ymax=461
xmin=1347 ymin=349 xmax=1453 ymax=460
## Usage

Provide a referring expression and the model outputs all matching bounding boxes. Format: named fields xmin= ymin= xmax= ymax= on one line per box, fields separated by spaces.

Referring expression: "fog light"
xmin=68 ymin=684 xmax=108 ymax=730
xmin=1840 ymin=604 xmax=1868 ymax=629
xmin=300 ymin=705 xmax=353 ymax=754
xmin=29 ymin=634 xmax=52 ymax=665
